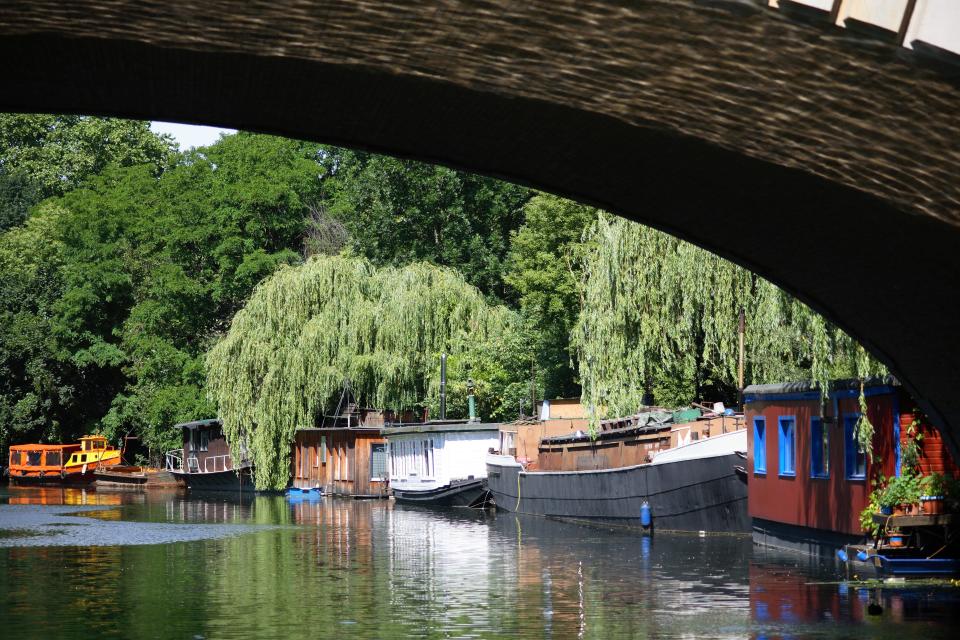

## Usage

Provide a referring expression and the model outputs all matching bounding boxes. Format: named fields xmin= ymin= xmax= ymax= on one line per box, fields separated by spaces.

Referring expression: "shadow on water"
xmin=1 ymin=486 xmax=960 ymax=639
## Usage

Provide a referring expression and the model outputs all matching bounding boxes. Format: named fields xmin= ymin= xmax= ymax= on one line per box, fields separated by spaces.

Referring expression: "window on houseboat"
xmin=753 ymin=418 xmax=766 ymax=474
xmin=200 ymin=429 xmax=209 ymax=452
xmin=10 ymin=451 xmax=21 ymax=466
xmin=45 ymin=451 xmax=62 ymax=467
xmin=844 ymin=414 xmax=867 ymax=479
xmin=300 ymin=443 xmax=310 ymax=479
xmin=80 ymin=454 xmax=87 ymax=463
xmin=810 ymin=417 xmax=829 ymax=478
xmin=27 ymin=451 xmax=42 ymax=466
xmin=371 ymin=443 xmax=387 ymax=481
xmin=778 ymin=416 xmax=796 ymax=476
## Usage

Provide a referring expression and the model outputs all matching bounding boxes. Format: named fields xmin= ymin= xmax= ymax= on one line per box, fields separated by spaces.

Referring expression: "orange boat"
xmin=7 ymin=435 xmax=122 ymax=484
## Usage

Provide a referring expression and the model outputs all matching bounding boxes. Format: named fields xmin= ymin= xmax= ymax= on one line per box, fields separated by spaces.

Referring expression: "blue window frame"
xmin=844 ymin=414 xmax=867 ymax=479
xmin=753 ymin=417 xmax=766 ymax=474
xmin=810 ymin=417 xmax=829 ymax=478
xmin=778 ymin=416 xmax=796 ymax=477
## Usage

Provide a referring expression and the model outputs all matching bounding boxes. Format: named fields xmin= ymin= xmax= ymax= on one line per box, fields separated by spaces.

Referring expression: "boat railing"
xmin=203 ymin=455 xmax=233 ymax=473
xmin=165 ymin=449 xmax=184 ymax=472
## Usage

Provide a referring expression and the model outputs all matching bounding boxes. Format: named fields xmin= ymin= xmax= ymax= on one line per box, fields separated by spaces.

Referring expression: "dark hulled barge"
xmin=486 ymin=406 xmax=749 ymax=533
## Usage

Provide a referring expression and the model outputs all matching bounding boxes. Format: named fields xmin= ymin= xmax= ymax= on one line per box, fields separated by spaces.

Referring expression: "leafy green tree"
xmin=0 ymin=168 xmax=38 ymax=231
xmin=573 ymin=214 xmax=885 ymax=429
xmin=0 ymin=114 xmax=176 ymax=198
xmin=0 ymin=132 xmax=327 ymax=456
xmin=206 ymin=255 xmax=529 ymax=489
xmin=504 ymin=193 xmax=597 ymax=400
xmin=0 ymin=204 xmax=70 ymax=445
xmin=321 ymin=149 xmax=531 ymax=301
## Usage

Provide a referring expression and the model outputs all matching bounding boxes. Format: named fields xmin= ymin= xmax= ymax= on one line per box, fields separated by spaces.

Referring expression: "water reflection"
xmin=1 ymin=488 xmax=960 ymax=639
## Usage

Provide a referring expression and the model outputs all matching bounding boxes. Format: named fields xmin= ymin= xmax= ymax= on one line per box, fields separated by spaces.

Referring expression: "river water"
xmin=1 ymin=486 xmax=959 ymax=639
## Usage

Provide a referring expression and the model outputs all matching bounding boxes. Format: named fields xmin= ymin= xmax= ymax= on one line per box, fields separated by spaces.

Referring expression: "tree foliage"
xmin=0 ymin=131 xmax=326 ymax=456
xmin=0 ymin=114 xmax=176 ymax=230
xmin=320 ymin=149 xmax=532 ymax=301
xmin=504 ymin=193 xmax=597 ymax=399
xmin=1 ymin=118 xmax=892 ymax=471
xmin=573 ymin=214 xmax=886 ymax=432
xmin=206 ymin=255 xmax=522 ymax=489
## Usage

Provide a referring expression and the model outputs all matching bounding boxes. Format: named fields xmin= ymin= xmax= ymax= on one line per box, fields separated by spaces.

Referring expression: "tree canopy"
xmin=0 ymin=114 xmax=176 ymax=230
xmin=320 ymin=149 xmax=532 ymax=301
xmin=573 ymin=214 xmax=886 ymax=438
xmin=1 ymin=117 xmax=890 ymax=469
xmin=206 ymin=255 xmax=524 ymax=489
xmin=0 ymin=129 xmax=326 ymax=455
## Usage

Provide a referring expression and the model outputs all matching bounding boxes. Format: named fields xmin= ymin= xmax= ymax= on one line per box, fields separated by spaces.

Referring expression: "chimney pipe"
xmin=440 ymin=353 xmax=447 ymax=420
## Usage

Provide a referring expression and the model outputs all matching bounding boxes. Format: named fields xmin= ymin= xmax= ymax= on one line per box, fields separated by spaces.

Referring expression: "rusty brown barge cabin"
xmin=291 ymin=405 xmax=398 ymax=498
xmin=165 ymin=419 xmax=254 ymax=491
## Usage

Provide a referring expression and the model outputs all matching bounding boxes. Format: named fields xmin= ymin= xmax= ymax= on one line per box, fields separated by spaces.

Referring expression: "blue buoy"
xmin=837 ymin=549 xmax=848 ymax=563
xmin=640 ymin=501 xmax=652 ymax=527
xmin=857 ymin=550 xmax=869 ymax=562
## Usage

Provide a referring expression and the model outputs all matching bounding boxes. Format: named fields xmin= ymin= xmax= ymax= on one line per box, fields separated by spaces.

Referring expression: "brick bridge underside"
xmin=2 ymin=1 xmax=959 ymax=455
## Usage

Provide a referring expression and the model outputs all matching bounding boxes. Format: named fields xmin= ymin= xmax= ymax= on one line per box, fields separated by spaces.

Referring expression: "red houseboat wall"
xmin=746 ymin=386 xmax=898 ymax=537
xmin=899 ymin=409 xmax=959 ymax=477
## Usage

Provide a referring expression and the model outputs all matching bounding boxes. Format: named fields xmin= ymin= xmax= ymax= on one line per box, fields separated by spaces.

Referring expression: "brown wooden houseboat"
xmin=291 ymin=406 xmax=395 ymax=498
xmin=165 ymin=419 xmax=254 ymax=491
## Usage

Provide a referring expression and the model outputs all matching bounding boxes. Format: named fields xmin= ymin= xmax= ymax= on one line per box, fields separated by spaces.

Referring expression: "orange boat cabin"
xmin=7 ymin=435 xmax=121 ymax=484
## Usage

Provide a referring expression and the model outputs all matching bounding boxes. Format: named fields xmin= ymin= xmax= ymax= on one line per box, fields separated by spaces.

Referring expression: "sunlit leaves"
xmin=206 ymin=255 xmax=519 ymax=490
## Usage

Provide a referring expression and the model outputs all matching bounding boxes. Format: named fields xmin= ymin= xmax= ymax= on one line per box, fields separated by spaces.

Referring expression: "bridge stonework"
xmin=2 ymin=1 xmax=959 ymax=454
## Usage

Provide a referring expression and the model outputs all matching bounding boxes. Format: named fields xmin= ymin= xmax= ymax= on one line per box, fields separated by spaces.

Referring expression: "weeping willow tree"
xmin=207 ymin=255 xmax=517 ymax=489
xmin=573 ymin=214 xmax=885 ymax=448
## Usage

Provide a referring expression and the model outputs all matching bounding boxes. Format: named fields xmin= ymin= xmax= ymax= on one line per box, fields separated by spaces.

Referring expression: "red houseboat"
xmin=745 ymin=378 xmax=958 ymax=562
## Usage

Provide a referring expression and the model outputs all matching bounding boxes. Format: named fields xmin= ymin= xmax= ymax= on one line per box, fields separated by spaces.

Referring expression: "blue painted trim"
xmin=744 ymin=391 xmax=821 ymax=404
xmin=844 ymin=412 xmax=867 ymax=480
xmin=810 ymin=416 xmax=829 ymax=479
xmin=744 ymin=385 xmax=896 ymax=405
xmin=830 ymin=386 xmax=897 ymax=400
xmin=778 ymin=415 xmax=797 ymax=477
xmin=893 ymin=393 xmax=902 ymax=477
xmin=753 ymin=416 xmax=767 ymax=474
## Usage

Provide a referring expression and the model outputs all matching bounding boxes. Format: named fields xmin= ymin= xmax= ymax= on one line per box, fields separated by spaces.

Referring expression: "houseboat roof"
xmin=381 ymin=420 xmax=500 ymax=436
xmin=541 ymin=422 xmax=670 ymax=446
xmin=79 ymin=434 xmax=108 ymax=440
xmin=297 ymin=424 xmax=384 ymax=432
xmin=9 ymin=443 xmax=81 ymax=451
xmin=174 ymin=418 xmax=222 ymax=430
xmin=744 ymin=376 xmax=899 ymax=400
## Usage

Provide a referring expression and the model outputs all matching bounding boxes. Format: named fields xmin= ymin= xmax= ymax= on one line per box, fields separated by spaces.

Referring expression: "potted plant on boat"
xmin=882 ymin=473 xmax=924 ymax=516
xmin=920 ymin=473 xmax=958 ymax=515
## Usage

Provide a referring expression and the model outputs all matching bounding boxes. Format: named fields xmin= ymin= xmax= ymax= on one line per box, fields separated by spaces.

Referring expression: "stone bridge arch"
xmin=2 ymin=1 xmax=959 ymax=453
